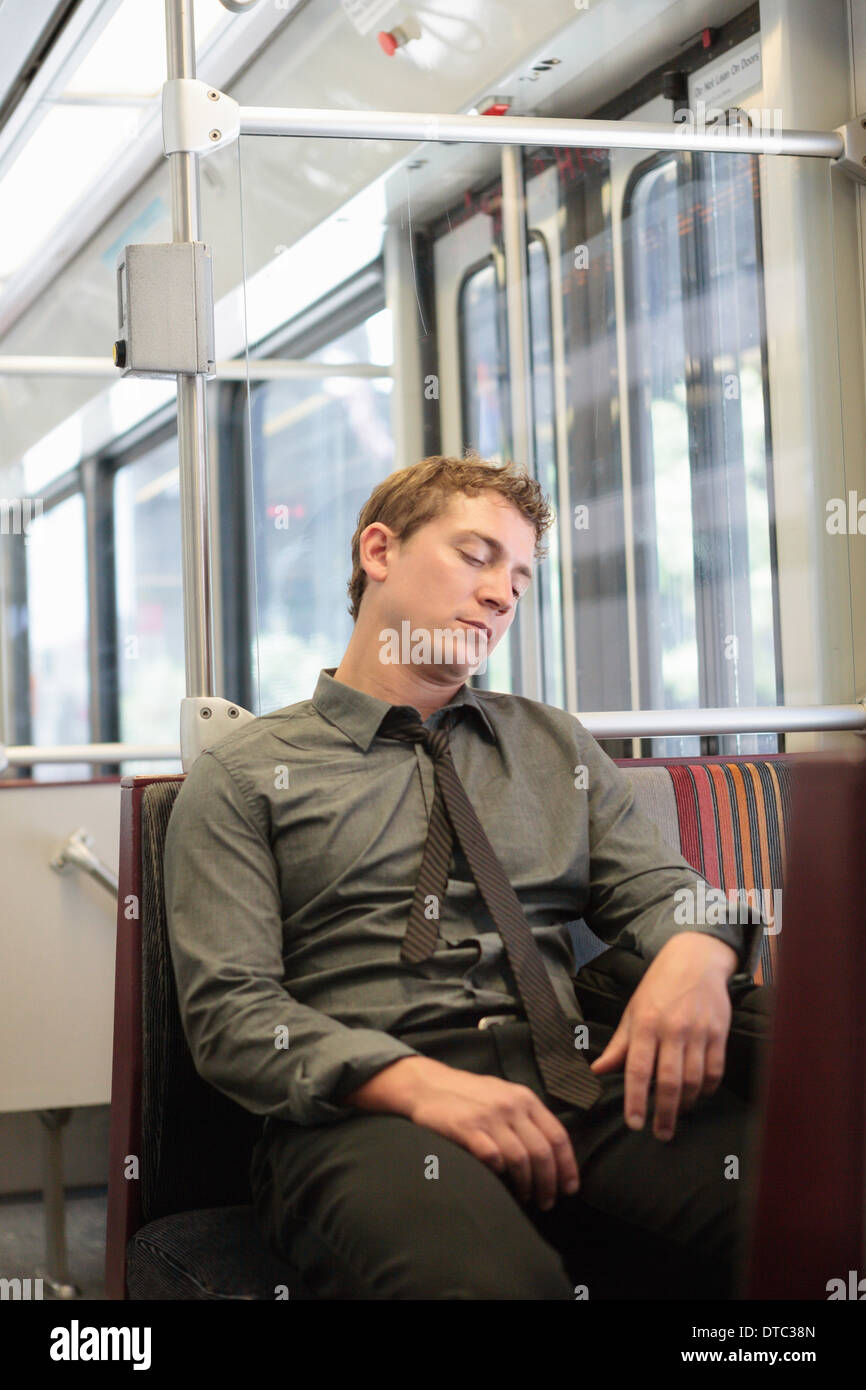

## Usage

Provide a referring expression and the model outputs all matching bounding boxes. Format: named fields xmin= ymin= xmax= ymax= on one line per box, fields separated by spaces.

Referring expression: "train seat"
xmin=105 ymin=754 xmax=794 ymax=1301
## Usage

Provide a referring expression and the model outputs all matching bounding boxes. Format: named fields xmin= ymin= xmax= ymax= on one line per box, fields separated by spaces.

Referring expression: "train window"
xmin=443 ymin=137 xmax=781 ymax=751
xmin=624 ymin=148 xmax=778 ymax=756
xmin=246 ymin=305 xmax=394 ymax=714
xmin=113 ymin=436 xmax=185 ymax=774
xmin=25 ymin=492 xmax=90 ymax=781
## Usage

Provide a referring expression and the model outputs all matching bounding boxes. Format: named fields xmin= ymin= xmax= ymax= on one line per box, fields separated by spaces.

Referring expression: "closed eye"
xmin=461 ymin=550 xmax=526 ymax=601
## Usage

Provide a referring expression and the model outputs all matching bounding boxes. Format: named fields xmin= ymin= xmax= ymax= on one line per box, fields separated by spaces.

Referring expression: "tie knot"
xmin=379 ymin=706 xmax=458 ymax=758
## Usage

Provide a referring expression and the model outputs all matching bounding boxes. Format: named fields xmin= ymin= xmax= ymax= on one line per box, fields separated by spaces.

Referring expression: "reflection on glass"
xmin=25 ymin=494 xmax=90 ymax=781
xmin=250 ymin=308 xmax=394 ymax=714
xmin=114 ymin=438 xmax=184 ymax=774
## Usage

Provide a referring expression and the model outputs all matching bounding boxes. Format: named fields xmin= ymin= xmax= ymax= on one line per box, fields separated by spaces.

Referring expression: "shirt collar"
xmin=311 ymin=668 xmax=497 ymax=753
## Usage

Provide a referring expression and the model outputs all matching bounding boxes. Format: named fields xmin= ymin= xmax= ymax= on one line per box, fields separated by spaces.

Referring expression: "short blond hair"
xmin=347 ymin=452 xmax=554 ymax=620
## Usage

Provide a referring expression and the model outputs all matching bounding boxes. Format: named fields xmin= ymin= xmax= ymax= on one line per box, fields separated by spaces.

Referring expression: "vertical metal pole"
xmin=501 ymin=145 xmax=541 ymax=702
xmin=36 ymin=1109 xmax=79 ymax=1298
xmin=165 ymin=0 xmax=214 ymax=697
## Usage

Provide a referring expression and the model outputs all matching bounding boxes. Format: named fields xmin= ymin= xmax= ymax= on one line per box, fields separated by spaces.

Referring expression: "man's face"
xmin=366 ymin=490 xmax=536 ymax=677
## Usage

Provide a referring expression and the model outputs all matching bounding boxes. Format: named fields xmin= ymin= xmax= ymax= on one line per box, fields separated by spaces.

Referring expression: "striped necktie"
xmin=379 ymin=706 xmax=601 ymax=1110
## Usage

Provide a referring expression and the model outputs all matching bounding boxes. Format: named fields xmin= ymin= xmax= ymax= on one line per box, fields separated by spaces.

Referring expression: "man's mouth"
xmin=457 ymin=619 xmax=492 ymax=641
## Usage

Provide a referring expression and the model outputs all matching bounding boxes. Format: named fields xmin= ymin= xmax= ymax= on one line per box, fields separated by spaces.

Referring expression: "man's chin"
xmin=376 ymin=620 xmax=489 ymax=674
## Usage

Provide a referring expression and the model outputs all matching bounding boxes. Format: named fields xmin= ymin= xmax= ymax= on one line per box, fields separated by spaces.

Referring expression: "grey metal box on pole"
xmin=113 ymin=242 xmax=215 ymax=379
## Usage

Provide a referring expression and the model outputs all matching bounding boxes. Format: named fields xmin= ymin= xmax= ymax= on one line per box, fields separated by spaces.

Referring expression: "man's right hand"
xmin=341 ymin=1056 xmax=580 ymax=1212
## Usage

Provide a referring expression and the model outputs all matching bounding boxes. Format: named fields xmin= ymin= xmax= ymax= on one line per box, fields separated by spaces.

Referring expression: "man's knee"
xmin=406 ymin=1225 xmax=573 ymax=1300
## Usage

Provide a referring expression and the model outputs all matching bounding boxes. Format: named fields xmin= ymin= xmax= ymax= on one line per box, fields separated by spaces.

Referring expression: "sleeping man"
xmin=165 ymin=452 xmax=767 ymax=1300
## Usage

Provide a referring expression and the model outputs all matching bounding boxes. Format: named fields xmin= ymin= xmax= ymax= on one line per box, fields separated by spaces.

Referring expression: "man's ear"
xmin=359 ymin=521 xmax=395 ymax=587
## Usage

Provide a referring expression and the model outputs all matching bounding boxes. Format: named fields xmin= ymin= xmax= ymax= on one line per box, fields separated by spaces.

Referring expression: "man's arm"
xmin=164 ymin=750 xmax=422 ymax=1127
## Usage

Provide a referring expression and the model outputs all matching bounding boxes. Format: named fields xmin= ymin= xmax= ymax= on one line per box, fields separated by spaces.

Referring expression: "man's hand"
xmin=342 ymin=1056 xmax=580 ymax=1211
xmin=589 ymin=933 xmax=738 ymax=1141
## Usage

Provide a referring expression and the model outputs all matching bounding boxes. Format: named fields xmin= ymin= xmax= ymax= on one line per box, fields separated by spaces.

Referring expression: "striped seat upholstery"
xmin=621 ymin=759 xmax=792 ymax=986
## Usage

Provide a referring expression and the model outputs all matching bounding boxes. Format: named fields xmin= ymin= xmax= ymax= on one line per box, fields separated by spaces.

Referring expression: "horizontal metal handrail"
xmin=2 ymin=706 xmax=864 ymax=768
xmin=1 ymin=744 xmax=181 ymax=768
xmin=572 ymin=704 xmax=866 ymax=738
xmin=238 ymin=106 xmax=844 ymax=160
xmin=0 ymin=356 xmax=392 ymax=379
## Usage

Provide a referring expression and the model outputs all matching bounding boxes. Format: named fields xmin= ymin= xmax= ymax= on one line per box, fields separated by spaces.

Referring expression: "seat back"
xmin=139 ymin=779 xmax=263 ymax=1220
xmin=620 ymin=756 xmax=792 ymax=984
xmin=106 ymin=775 xmax=262 ymax=1299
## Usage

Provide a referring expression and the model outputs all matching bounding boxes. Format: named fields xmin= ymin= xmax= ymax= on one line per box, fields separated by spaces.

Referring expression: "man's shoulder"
xmin=471 ymin=687 xmax=587 ymax=740
xmin=169 ymin=697 xmax=321 ymax=835
xmin=176 ymin=698 xmax=320 ymax=807
xmin=471 ymin=688 xmax=618 ymax=782
xmin=199 ymin=698 xmax=317 ymax=766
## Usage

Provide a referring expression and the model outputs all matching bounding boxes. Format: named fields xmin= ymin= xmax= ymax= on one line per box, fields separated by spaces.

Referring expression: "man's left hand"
xmin=589 ymin=933 xmax=738 ymax=1141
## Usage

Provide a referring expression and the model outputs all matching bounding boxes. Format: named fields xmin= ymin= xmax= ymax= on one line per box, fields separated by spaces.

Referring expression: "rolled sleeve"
xmin=164 ymin=751 xmax=420 ymax=1126
xmin=577 ymin=729 xmax=763 ymax=978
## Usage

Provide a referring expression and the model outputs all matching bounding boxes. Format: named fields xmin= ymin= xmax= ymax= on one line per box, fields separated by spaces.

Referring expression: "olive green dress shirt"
xmin=164 ymin=668 xmax=760 ymax=1127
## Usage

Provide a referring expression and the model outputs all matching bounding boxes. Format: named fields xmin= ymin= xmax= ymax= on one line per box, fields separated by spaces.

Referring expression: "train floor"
xmin=0 ymin=1186 xmax=107 ymax=1300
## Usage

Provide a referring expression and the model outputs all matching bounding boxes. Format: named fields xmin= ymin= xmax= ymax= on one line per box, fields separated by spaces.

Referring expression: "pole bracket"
xmin=162 ymin=78 xmax=240 ymax=156
xmin=832 ymin=116 xmax=866 ymax=183
xmin=180 ymin=696 xmax=256 ymax=771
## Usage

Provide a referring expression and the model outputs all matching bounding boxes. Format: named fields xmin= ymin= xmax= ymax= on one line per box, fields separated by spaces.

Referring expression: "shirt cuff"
xmin=287 ymin=1030 xmax=423 ymax=1127
xmin=622 ymin=914 xmax=763 ymax=980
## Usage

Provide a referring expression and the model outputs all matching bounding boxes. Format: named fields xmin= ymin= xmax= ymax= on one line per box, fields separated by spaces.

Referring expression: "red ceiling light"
xmin=378 ymin=26 xmax=413 ymax=56
xmin=479 ymin=95 xmax=512 ymax=116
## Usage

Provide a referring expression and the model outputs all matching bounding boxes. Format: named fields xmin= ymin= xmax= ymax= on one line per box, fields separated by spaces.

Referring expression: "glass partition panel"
xmin=113 ymin=435 xmax=185 ymax=774
xmin=24 ymin=492 xmax=90 ymax=780
xmin=228 ymin=133 xmax=853 ymax=754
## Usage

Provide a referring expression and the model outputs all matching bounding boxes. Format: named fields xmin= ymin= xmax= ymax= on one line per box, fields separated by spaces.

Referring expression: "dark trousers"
xmin=249 ymin=1015 xmax=763 ymax=1300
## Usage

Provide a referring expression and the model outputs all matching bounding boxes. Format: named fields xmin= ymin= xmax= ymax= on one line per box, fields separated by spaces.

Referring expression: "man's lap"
xmin=249 ymin=1020 xmax=760 ymax=1299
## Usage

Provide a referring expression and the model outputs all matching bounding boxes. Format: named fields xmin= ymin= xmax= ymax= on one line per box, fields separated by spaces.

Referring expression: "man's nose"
xmin=479 ymin=574 xmax=513 ymax=615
